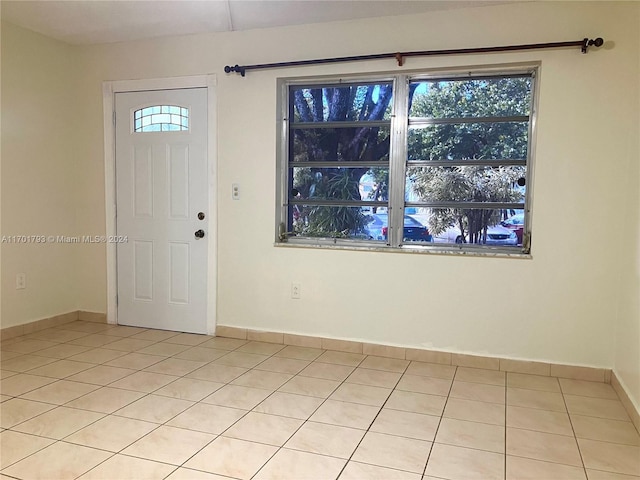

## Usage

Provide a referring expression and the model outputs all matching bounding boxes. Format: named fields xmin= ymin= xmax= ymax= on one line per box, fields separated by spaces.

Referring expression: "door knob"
xmin=195 ymin=229 xmax=205 ymax=239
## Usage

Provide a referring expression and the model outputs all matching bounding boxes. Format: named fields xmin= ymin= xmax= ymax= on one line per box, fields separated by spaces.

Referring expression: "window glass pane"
xmin=409 ymin=77 xmax=531 ymax=118
xmin=291 ymin=167 xmax=389 ymax=202
xmin=407 ymin=123 xmax=528 ymax=161
xmin=406 ymin=166 xmax=526 ymax=204
xmin=369 ymin=212 xmax=433 ymax=243
xmin=289 ymin=205 xmax=385 ymax=240
xmin=151 ymin=113 xmax=170 ymax=124
xmin=290 ymin=83 xmax=394 ymax=123
xmin=141 ymin=124 xmax=161 ymax=132
xmin=423 ymin=207 xmax=520 ymax=246
xmin=499 ymin=211 xmax=525 ymax=245
xmin=133 ymin=105 xmax=188 ymax=133
xmin=291 ymin=127 xmax=391 ymax=162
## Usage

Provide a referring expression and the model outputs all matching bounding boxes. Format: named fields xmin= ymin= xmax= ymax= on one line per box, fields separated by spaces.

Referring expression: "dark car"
xmin=500 ymin=213 xmax=524 ymax=244
xmin=365 ymin=214 xmax=432 ymax=242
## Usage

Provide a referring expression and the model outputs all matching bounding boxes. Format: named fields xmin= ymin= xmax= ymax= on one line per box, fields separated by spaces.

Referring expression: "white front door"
xmin=115 ymin=88 xmax=208 ymax=333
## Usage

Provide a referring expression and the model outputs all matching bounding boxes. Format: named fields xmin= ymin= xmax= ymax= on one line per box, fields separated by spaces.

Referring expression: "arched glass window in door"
xmin=134 ymin=105 xmax=189 ymax=132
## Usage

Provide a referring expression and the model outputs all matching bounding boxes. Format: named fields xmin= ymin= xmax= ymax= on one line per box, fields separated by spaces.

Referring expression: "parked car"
xmin=500 ymin=213 xmax=524 ymax=244
xmin=432 ymin=224 xmax=518 ymax=246
xmin=364 ymin=214 xmax=433 ymax=242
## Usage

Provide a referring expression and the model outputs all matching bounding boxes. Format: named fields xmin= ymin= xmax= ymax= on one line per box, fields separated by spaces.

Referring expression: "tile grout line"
xmin=504 ymin=371 xmax=508 ymax=480
xmin=1 ymin=327 xmax=227 ymax=476
xmin=327 ymin=355 xmax=411 ymax=480
xmin=176 ymin=347 xmax=295 ymax=479
xmin=90 ymin=341 xmax=255 ymax=475
xmin=0 ymin=433 xmax=57 ymax=471
xmin=420 ymin=365 xmax=460 ymax=479
xmin=167 ymin=340 xmax=339 ymax=478
xmin=249 ymin=351 xmax=370 ymax=479
xmin=75 ymin=452 xmax=181 ymax=480
xmin=64 ymin=335 xmax=256 ymax=480
xmin=559 ymin=380 xmax=590 ymax=479
xmin=506 ymin=375 xmax=625 ymax=471
xmin=3 ymin=382 xmax=158 ymax=473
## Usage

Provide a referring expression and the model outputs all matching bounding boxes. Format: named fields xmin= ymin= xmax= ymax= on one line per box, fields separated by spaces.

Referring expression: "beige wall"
xmin=0 ymin=22 xmax=80 ymax=327
xmin=0 ymin=21 xmax=3 ymax=328
xmin=75 ymin=0 xmax=638 ymax=366
xmin=1 ymin=2 xmax=638 ymax=407
xmin=613 ymin=7 xmax=640 ymax=411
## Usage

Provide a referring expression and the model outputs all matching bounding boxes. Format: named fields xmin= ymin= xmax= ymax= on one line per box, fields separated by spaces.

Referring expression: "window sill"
xmin=274 ymin=241 xmax=532 ymax=259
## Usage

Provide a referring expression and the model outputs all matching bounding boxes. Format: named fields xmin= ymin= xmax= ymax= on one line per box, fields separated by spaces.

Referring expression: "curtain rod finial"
xmin=581 ymin=37 xmax=604 ymax=53
xmin=224 ymin=64 xmax=246 ymax=76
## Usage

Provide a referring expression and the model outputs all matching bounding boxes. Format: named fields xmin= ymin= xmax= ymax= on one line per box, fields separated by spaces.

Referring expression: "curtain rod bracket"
xmin=395 ymin=53 xmax=404 ymax=67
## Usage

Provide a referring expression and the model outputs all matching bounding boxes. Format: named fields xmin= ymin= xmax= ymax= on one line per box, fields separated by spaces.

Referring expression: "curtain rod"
xmin=224 ymin=37 xmax=604 ymax=77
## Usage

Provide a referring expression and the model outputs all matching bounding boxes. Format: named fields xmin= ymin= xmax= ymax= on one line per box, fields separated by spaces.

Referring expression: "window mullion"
xmin=522 ymin=71 xmax=539 ymax=254
xmin=388 ymin=75 xmax=409 ymax=247
xmin=277 ymin=80 xmax=290 ymax=241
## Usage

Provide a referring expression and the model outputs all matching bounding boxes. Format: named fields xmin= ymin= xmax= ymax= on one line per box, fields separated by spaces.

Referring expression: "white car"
xmin=432 ymin=224 xmax=518 ymax=246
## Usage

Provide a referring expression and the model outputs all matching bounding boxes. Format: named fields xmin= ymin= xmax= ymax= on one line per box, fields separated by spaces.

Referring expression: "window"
xmin=134 ymin=105 xmax=189 ymax=132
xmin=277 ymin=68 xmax=536 ymax=254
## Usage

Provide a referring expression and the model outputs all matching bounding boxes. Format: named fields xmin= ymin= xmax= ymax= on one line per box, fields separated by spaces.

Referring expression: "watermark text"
xmin=2 ymin=235 xmax=128 ymax=244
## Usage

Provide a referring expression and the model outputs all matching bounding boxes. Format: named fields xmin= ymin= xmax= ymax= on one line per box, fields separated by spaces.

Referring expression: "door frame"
xmin=103 ymin=75 xmax=217 ymax=334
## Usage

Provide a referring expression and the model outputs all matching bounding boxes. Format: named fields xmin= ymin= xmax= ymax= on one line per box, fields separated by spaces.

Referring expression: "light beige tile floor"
xmin=1 ymin=320 xmax=639 ymax=480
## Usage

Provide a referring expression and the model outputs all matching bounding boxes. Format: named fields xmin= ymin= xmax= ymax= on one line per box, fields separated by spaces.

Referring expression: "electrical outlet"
xmin=232 ymin=183 xmax=240 ymax=200
xmin=16 ymin=273 xmax=26 ymax=290
xmin=291 ymin=283 xmax=301 ymax=299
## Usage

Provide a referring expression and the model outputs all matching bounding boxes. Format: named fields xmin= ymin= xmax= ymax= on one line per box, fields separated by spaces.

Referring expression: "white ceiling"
xmin=1 ymin=0 xmax=511 ymax=46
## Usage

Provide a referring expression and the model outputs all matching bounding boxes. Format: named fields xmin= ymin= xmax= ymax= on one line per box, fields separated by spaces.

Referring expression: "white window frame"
xmin=276 ymin=64 xmax=539 ymax=256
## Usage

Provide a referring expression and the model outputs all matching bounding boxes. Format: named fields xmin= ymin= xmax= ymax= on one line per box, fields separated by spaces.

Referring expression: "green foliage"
xmin=410 ymin=78 xmax=530 ymax=118
xmin=289 ymin=77 xmax=531 ymax=242
xmin=410 ymin=165 xmax=525 ymax=242
xmin=408 ymin=78 xmax=530 ymax=162
xmin=293 ymin=169 xmax=368 ymax=237
xmin=368 ymin=167 xmax=389 ymax=207
xmin=408 ymin=122 xmax=528 ymax=162
xmin=408 ymin=77 xmax=531 ymax=243
xmin=290 ymin=84 xmax=393 ymax=237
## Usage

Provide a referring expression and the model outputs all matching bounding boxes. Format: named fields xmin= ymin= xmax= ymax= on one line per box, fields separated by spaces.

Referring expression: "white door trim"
xmin=103 ymin=75 xmax=217 ymax=334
